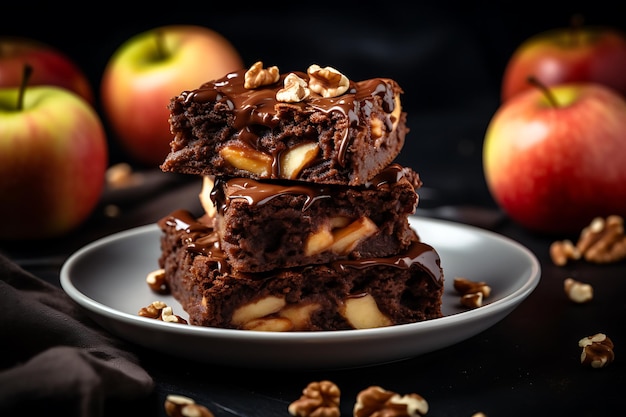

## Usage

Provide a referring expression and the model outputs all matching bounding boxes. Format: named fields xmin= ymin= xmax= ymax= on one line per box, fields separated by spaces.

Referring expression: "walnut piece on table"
xmin=579 ymin=333 xmax=615 ymax=368
xmin=563 ymin=278 xmax=593 ymax=303
xmin=288 ymin=380 xmax=341 ymax=417
xmin=164 ymin=394 xmax=214 ymax=417
xmin=550 ymin=215 xmax=626 ymax=266
xmin=354 ymin=386 xmax=429 ymax=417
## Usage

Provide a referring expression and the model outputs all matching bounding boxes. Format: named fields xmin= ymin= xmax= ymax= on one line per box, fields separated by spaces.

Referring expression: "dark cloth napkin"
xmin=0 ymin=253 xmax=154 ymax=417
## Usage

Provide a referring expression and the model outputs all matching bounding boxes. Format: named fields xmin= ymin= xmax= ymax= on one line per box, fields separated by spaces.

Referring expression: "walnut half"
xmin=276 ymin=73 xmax=310 ymax=103
xmin=579 ymin=333 xmax=615 ymax=368
xmin=307 ymin=64 xmax=349 ymax=98
xmin=288 ymin=380 xmax=341 ymax=417
xmin=354 ymin=386 xmax=429 ymax=417
xmin=244 ymin=61 xmax=279 ymax=89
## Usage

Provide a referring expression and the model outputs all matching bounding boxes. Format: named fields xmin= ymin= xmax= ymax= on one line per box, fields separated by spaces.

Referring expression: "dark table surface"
xmin=2 ymin=165 xmax=624 ymax=417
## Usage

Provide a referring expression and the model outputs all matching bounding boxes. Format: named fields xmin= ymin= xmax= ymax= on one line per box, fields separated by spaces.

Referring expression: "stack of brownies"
xmin=155 ymin=62 xmax=444 ymax=331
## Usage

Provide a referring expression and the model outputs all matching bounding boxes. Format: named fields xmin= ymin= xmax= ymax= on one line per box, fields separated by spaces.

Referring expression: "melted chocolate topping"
xmin=333 ymin=242 xmax=442 ymax=286
xmin=158 ymin=209 xmax=227 ymax=273
xmin=179 ymin=69 xmax=399 ymax=167
xmin=210 ymin=163 xmax=412 ymax=213
xmin=158 ymin=209 xmax=442 ymax=286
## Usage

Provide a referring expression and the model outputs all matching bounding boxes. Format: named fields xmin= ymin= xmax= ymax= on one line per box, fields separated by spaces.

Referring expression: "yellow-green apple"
xmin=0 ymin=36 xmax=94 ymax=104
xmin=0 ymin=67 xmax=108 ymax=240
xmin=501 ymin=22 xmax=626 ymax=102
xmin=483 ymin=79 xmax=626 ymax=234
xmin=100 ymin=25 xmax=244 ymax=167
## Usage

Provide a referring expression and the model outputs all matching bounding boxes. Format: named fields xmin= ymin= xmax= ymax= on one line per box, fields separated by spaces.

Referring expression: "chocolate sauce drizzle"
xmin=180 ymin=69 xmax=399 ymax=168
xmin=158 ymin=208 xmax=442 ymax=286
xmin=210 ymin=163 xmax=410 ymax=213
xmin=158 ymin=209 xmax=227 ymax=273
xmin=333 ymin=242 xmax=442 ymax=286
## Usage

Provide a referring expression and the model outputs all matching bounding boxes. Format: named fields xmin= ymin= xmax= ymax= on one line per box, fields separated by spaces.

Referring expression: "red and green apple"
xmin=100 ymin=24 xmax=244 ymax=167
xmin=0 ymin=67 xmax=108 ymax=240
xmin=483 ymin=79 xmax=626 ymax=234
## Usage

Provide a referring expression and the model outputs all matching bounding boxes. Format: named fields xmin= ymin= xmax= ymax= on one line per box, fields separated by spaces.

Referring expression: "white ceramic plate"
xmin=60 ymin=216 xmax=540 ymax=370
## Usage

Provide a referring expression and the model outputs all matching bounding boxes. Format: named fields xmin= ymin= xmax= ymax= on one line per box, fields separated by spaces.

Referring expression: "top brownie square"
xmin=161 ymin=62 xmax=408 ymax=186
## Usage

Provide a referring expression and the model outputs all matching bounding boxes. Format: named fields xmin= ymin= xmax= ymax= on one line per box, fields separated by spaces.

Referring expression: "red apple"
xmin=100 ymin=25 xmax=244 ymax=167
xmin=483 ymin=79 xmax=626 ymax=234
xmin=0 ymin=66 xmax=108 ymax=240
xmin=501 ymin=20 xmax=626 ymax=102
xmin=0 ymin=36 xmax=94 ymax=104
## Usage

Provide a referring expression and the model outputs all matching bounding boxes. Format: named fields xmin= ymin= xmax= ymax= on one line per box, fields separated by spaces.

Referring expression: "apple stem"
xmin=569 ymin=14 xmax=585 ymax=46
xmin=527 ymin=76 xmax=560 ymax=108
xmin=155 ymin=29 xmax=167 ymax=60
xmin=17 ymin=64 xmax=33 ymax=111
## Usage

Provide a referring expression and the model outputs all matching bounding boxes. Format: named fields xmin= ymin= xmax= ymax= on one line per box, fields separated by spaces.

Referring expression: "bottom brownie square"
xmin=157 ymin=210 xmax=444 ymax=331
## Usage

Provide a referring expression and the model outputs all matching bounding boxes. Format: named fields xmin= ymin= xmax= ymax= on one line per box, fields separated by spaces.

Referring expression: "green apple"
xmin=501 ymin=22 xmax=626 ymax=102
xmin=0 ymin=69 xmax=108 ymax=239
xmin=101 ymin=24 xmax=244 ymax=167
xmin=483 ymin=80 xmax=626 ymax=234
xmin=0 ymin=36 xmax=94 ymax=104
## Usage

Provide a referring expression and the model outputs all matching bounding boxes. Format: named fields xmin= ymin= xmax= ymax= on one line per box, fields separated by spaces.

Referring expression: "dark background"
xmin=4 ymin=4 xmax=626 ymax=416
xmin=4 ymin=1 xmax=626 ymax=209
